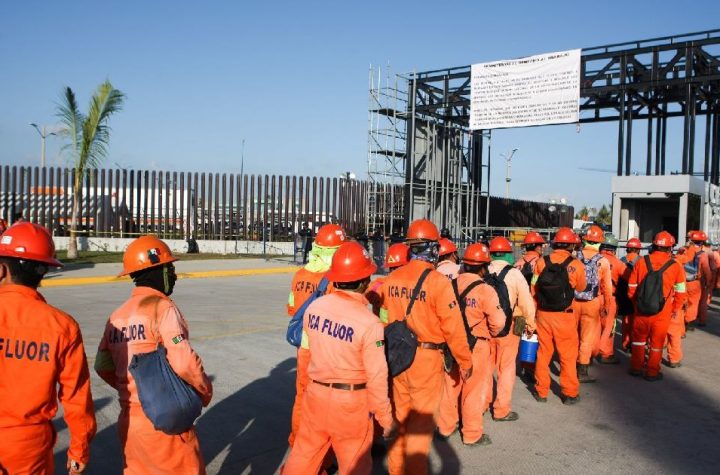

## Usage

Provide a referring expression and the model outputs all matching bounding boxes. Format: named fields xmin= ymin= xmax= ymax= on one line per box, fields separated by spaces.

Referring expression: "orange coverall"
xmin=714 ymin=250 xmax=720 ymax=289
xmin=596 ymin=251 xmax=627 ymax=358
xmin=95 ymin=287 xmax=213 ymax=474
xmin=437 ymin=274 xmax=506 ymax=440
xmin=365 ymin=276 xmax=386 ymax=318
xmin=487 ymin=260 xmax=536 ymax=419
xmin=675 ymin=245 xmax=699 ymax=324
xmin=620 ymin=251 xmax=640 ymax=349
xmin=283 ymin=291 xmax=393 ymax=475
xmin=0 ymin=284 xmax=96 ymax=474
xmin=382 ymin=259 xmax=473 ymax=475
xmin=286 ymin=267 xmax=333 ymax=446
xmin=532 ymin=250 xmax=587 ymax=399
xmin=628 ymin=252 xmax=686 ymax=377
xmin=574 ymin=247 xmax=612 ymax=365
xmin=697 ymin=247 xmax=715 ymax=325
xmin=436 ymin=260 xmax=460 ymax=280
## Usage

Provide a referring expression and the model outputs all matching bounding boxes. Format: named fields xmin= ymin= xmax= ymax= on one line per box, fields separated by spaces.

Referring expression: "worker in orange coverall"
xmin=283 ymin=242 xmax=397 ymax=474
xmin=573 ymin=225 xmax=612 ymax=383
xmin=487 ymin=237 xmax=536 ymax=422
xmin=675 ymin=231 xmax=701 ymax=332
xmin=595 ymin=233 xmax=626 ymax=364
xmin=382 ymin=219 xmax=473 ymax=475
xmin=696 ymin=239 xmax=716 ymax=327
xmin=365 ymin=242 xmax=409 ymax=319
xmin=95 ymin=236 xmax=213 ymax=474
xmin=620 ymin=238 xmax=643 ymax=351
xmin=436 ymin=238 xmax=460 ymax=280
xmin=436 ymin=243 xmax=505 ymax=445
xmin=531 ymin=227 xmax=586 ymax=405
xmin=627 ymin=231 xmax=686 ymax=381
xmin=286 ymin=223 xmax=346 ymax=446
xmin=514 ymin=231 xmax=546 ymax=383
xmin=0 ymin=222 xmax=96 ymax=475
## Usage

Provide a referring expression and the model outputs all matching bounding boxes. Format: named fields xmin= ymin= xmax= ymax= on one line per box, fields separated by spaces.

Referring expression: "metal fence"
xmin=0 ymin=165 xmax=374 ymax=241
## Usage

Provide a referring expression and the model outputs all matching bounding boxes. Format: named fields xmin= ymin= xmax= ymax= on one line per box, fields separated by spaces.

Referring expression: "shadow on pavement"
xmin=198 ymin=357 xmax=296 ymax=474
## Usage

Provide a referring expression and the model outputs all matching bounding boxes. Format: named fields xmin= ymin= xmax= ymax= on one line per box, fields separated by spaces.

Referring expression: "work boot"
xmin=464 ymin=434 xmax=492 ymax=446
xmin=697 ymin=322 xmax=707 ymax=327
xmin=667 ymin=361 xmax=682 ymax=368
xmin=686 ymin=322 xmax=696 ymax=332
xmin=577 ymin=364 xmax=596 ymax=383
xmin=562 ymin=395 xmax=580 ymax=405
xmin=435 ymin=426 xmax=457 ymax=441
xmin=628 ymin=368 xmax=643 ymax=377
xmin=532 ymin=392 xmax=547 ymax=403
xmin=597 ymin=355 xmax=620 ymax=365
xmin=493 ymin=411 xmax=519 ymax=422
xmin=644 ymin=373 xmax=664 ymax=382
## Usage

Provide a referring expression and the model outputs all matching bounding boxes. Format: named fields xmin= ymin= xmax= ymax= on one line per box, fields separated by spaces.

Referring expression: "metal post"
xmin=617 ymin=92 xmax=625 ymax=176
xmin=625 ymin=98 xmax=633 ymax=176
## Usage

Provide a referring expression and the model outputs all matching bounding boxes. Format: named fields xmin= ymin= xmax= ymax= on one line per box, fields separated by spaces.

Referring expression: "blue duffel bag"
xmin=129 ymin=344 xmax=203 ymax=435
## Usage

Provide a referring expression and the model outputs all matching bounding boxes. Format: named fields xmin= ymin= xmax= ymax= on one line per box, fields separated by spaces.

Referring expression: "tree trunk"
xmin=67 ymin=181 xmax=81 ymax=259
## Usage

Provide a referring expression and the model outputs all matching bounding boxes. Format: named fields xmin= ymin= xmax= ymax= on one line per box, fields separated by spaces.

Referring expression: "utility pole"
xmin=501 ymin=148 xmax=518 ymax=199
xmin=30 ymin=123 xmax=56 ymax=168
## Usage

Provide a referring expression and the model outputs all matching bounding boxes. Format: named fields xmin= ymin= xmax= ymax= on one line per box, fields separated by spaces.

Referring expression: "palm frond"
xmin=55 ymin=87 xmax=84 ymax=165
xmin=79 ymin=80 xmax=126 ymax=176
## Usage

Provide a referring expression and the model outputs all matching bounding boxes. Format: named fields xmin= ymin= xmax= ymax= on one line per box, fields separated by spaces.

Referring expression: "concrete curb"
xmin=40 ymin=266 xmax=298 ymax=288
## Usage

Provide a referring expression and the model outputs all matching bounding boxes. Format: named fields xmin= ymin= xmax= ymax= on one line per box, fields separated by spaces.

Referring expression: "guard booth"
xmin=611 ymin=175 xmax=720 ymax=246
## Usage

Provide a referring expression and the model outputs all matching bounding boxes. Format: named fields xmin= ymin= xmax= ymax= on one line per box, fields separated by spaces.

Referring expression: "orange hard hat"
xmin=653 ymin=231 xmax=676 ymax=247
xmin=553 ymin=227 xmax=576 ymax=244
xmin=325 ymin=242 xmax=377 ymax=282
xmin=584 ymin=225 xmax=605 ymax=243
xmin=523 ymin=231 xmax=546 ymax=245
xmin=315 ymin=224 xmax=346 ymax=247
xmin=120 ymin=235 xmax=177 ymax=276
xmin=406 ymin=219 xmax=440 ymax=242
xmin=626 ymin=237 xmax=642 ymax=249
xmin=462 ymin=243 xmax=491 ymax=265
xmin=689 ymin=230 xmax=708 ymax=242
xmin=438 ymin=238 xmax=457 ymax=256
xmin=0 ymin=222 xmax=62 ymax=267
xmin=385 ymin=243 xmax=410 ymax=269
xmin=489 ymin=236 xmax=512 ymax=253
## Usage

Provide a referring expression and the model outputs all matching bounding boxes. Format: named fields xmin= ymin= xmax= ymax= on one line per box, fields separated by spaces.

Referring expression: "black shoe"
xmin=597 ymin=355 xmax=620 ymax=365
xmin=532 ymin=392 xmax=547 ymax=403
xmin=697 ymin=323 xmax=707 ymax=327
xmin=435 ymin=427 xmax=457 ymax=441
xmin=628 ymin=368 xmax=643 ymax=377
xmin=686 ymin=323 xmax=696 ymax=332
xmin=577 ymin=364 xmax=597 ymax=383
xmin=644 ymin=373 xmax=664 ymax=382
xmin=562 ymin=395 xmax=580 ymax=405
xmin=464 ymin=433 xmax=492 ymax=446
xmin=668 ymin=361 xmax=682 ymax=368
xmin=493 ymin=411 xmax=519 ymax=422
xmin=621 ymin=346 xmax=632 ymax=354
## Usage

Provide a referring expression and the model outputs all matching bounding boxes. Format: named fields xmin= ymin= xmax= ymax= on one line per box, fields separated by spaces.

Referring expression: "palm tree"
xmin=57 ymin=80 xmax=125 ymax=259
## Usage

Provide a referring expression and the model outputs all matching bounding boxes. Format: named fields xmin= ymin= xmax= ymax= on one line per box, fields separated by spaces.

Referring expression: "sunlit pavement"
xmin=46 ymin=261 xmax=720 ymax=474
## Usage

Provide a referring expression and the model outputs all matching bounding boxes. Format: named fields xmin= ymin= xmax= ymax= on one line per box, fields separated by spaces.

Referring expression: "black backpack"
xmin=384 ymin=269 xmax=431 ymax=377
xmin=484 ymin=266 xmax=514 ymax=337
xmin=520 ymin=258 xmax=536 ymax=286
xmin=535 ymin=256 xmax=575 ymax=311
xmin=635 ymin=255 xmax=674 ymax=316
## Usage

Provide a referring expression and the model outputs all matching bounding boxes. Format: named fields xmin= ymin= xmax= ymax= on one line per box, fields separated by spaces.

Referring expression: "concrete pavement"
xmin=43 ymin=259 xmax=720 ymax=474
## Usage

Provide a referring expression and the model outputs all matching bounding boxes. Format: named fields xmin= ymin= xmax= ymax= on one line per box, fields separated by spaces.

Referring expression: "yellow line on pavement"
xmin=41 ymin=266 xmax=297 ymax=288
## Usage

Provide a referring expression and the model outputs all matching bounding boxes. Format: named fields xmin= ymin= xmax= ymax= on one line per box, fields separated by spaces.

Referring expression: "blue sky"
xmin=2 ymin=0 xmax=719 ymax=209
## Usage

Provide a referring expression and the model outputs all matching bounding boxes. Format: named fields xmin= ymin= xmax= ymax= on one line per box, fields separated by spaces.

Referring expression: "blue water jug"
xmin=519 ymin=334 xmax=539 ymax=363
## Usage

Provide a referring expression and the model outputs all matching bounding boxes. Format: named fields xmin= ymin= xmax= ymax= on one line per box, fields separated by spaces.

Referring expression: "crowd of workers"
xmin=0 ymin=217 xmax=715 ymax=474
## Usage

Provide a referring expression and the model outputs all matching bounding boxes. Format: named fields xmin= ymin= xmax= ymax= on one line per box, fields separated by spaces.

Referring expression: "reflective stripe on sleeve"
xmin=631 ymin=341 xmax=646 ymax=346
xmin=300 ymin=329 xmax=310 ymax=349
xmin=288 ymin=292 xmax=295 ymax=306
xmin=379 ymin=308 xmax=388 ymax=324
xmin=628 ymin=284 xmax=638 ymax=288
xmin=674 ymin=282 xmax=686 ymax=293
xmin=531 ymin=275 xmax=539 ymax=286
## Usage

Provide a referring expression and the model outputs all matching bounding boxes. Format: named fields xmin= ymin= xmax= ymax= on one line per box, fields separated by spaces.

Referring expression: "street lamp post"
xmin=30 ymin=123 xmax=56 ymax=168
xmin=501 ymin=148 xmax=518 ymax=199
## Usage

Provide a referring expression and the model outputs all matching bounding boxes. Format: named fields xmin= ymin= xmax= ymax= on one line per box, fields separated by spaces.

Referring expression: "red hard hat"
xmin=406 ymin=219 xmax=440 ymax=242
xmin=653 ymin=231 xmax=676 ymax=247
xmin=120 ymin=235 xmax=177 ymax=276
xmin=523 ymin=231 xmax=546 ymax=245
xmin=385 ymin=243 xmax=410 ymax=269
xmin=626 ymin=237 xmax=642 ymax=249
xmin=689 ymin=230 xmax=708 ymax=242
xmin=438 ymin=238 xmax=457 ymax=256
xmin=553 ymin=227 xmax=577 ymax=244
xmin=326 ymin=242 xmax=377 ymax=282
xmin=0 ymin=222 xmax=62 ymax=267
xmin=315 ymin=224 xmax=346 ymax=247
xmin=584 ymin=225 xmax=605 ymax=243
xmin=489 ymin=236 xmax=512 ymax=253
xmin=462 ymin=243 xmax=491 ymax=265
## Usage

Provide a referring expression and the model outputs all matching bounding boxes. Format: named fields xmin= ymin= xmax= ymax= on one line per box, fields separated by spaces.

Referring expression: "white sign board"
xmin=470 ymin=49 xmax=581 ymax=130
